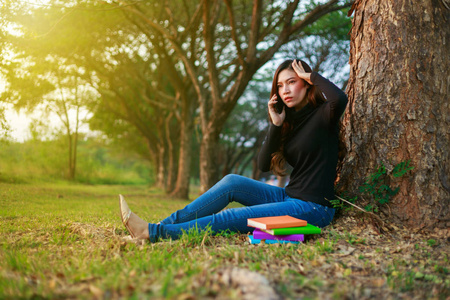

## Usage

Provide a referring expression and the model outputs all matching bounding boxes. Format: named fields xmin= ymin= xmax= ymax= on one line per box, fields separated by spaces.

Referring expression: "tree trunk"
xmin=164 ymin=113 xmax=177 ymax=194
xmin=67 ymin=133 xmax=75 ymax=180
xmin=70 ymin=132 xmax=78 ymax=180
xmin=199 ymin=129 xmax=221 ymax=194
xmin=339 ymin=0 xmax=449 ymax=229
xmin=171 ymin=97 xmax=195 ymax=199
xmin=155 ymin=142 xmax=165 ymax=189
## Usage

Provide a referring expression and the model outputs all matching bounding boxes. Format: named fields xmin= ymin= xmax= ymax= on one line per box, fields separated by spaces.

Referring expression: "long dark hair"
xmin=269 ymin=59 xmax=326 ymax=176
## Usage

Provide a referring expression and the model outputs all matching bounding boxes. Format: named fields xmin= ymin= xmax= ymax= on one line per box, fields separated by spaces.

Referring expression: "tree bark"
xmin=67 ymin=132 xmax=75 ymax=180
xmin=164 ymin=112 xmax=177 ymax=194
xmin=171 ymin=95 xmax=195 ymax=199
xmin=339 ymin=0 xmax=450 ymax=229
xmin=199 ymin=129 xmax=221 ymax=193
xmin=155 ymin=141 xmax=165 ymax=189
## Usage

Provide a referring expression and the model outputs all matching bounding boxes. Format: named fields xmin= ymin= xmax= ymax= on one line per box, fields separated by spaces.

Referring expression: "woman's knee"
xmin=222 ymin=174 xmax=242 ymax=182
xmin=217 ymin=174 xmax=247 ymax=190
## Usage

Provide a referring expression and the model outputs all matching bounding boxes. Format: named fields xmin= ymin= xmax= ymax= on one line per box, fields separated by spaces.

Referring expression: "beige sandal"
xmin=119 ymin=194 xmax=136 ymax=238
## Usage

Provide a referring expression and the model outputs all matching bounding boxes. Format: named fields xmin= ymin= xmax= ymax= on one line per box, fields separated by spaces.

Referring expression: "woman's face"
xmin=277 ymin=69 xmax=308 ymax=111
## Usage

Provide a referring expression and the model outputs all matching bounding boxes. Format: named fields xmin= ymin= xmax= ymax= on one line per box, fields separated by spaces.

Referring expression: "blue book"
xmin=248 ymin=235 xmax=301 ymax=245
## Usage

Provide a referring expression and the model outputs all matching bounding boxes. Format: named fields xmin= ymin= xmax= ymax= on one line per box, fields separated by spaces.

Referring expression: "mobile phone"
xmin=275 ymin=94 xmax=286 ymax=114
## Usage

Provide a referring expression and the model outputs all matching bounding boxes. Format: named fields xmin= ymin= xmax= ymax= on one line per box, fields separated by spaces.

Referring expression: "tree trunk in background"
xmin=199 ymin=129 xmax=221 ymax=194
xmin=164 ymin=113 xmax=177 ymax=194
xmin=67 ymin=133 xmax=75 ymax=180
xmin=155 ymin=143 xmax=165 ymax=189
xmin=171 ymin=96 xmax=196 ymax=199
xmin=339 ymin=0 xmax=449 ymax=229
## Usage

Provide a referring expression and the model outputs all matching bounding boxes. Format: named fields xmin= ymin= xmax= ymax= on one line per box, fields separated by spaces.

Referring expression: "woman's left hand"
xmin=292 ymin=60 xmax=313 ymax=85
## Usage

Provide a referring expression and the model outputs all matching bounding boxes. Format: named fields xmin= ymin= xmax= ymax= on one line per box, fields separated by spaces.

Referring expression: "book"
xmin=253 ymin=228 xmax=304 ymax=242
xmin=262 ymin=223 xmax=322 ymax=235
xmin=247 ymin=215 xmax=307 ymax=230
xmin=247 ymin=235 xmax=301 ymax=245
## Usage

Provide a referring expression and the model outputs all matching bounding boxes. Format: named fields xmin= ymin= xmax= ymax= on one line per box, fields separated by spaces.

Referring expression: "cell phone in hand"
xmin=275 ymin=94 xmax=286 ymax=114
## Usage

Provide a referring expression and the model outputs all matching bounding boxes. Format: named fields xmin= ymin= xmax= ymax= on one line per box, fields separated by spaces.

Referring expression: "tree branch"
xmin=246 ymin=0 xmax=262 ymax=62
xmin=202 ymin=0 xmax=222 ymax=119
xmin=224 ymin=0 xmax=245 ymax=66
xmin=118 ymin=1 xmax=203 ymax=99
xmin=334 ymin=195 xmax=387 ymax=227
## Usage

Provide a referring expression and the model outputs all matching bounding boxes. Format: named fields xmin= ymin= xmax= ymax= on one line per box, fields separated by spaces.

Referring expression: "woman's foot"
xmin=119 ymin=195 xmax=150 ymax=240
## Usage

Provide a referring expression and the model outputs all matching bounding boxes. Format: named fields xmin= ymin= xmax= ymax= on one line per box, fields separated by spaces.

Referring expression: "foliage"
xmin=333 ymin=160 xmax=415 ymax=213
xmin=392 ymin=160 xmax=415 ymax=178
xmin=330 ymin=195 xmax=356 ymax=211
xmin=359 ymin=164 xmax=400 ymax=208
xmin=360 ymin=160 xmax=414 ymax=212
xmin=0 ymin=108 xmax=10 ymax=140
xmin=0 ymin=137 xmax=153 ymax=185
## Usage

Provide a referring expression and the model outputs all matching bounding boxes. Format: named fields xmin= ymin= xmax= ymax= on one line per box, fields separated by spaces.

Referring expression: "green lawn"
xmin=1 ymin=182 xmax=449 ymax=299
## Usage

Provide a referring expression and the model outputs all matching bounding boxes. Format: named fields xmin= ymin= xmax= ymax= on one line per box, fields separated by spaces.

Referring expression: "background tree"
xmin=0 ymin=1 xmax=29 ymax=141
xmin=46 ymin=64 xmax=97 ymax=180
xmin=1 ymin=1 xmax=100 ymax=180
xmin=118 ymin=0 xmax=352 ymax=193
xmin=339 ymin=1 xmax=449 ymax=229
xmin=5 ymin=2 xmax=192 ymax=193
xmin=2 ymin=55 xmax=95 ymax=180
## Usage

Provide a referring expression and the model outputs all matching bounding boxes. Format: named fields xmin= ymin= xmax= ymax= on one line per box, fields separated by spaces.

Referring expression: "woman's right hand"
xmin=268 ymin=94 xmax=286 ymax=126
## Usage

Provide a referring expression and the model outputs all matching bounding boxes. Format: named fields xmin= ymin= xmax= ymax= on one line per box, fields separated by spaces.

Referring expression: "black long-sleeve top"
xmin=258 ymin=72 xmax=348 ymax=207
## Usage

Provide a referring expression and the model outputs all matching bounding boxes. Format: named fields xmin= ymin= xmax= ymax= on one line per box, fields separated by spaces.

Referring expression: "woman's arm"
xmin=258 ymin=93 xmax=286 ymax=172
xmin=257 ymin=123 xmax=282 ymax=172
xmin=292 ymin=60 xmax=348 ymax=124
xmin=310 ymin=72 xmax=348 ymax=124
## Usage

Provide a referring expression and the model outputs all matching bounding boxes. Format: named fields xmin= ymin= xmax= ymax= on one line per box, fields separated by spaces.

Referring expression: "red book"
xmin=247 ymin=215 xmax=307 ymax=230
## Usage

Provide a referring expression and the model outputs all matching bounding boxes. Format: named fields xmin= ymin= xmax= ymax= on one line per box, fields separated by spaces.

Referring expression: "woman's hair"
xmin=269 ymin=59 xmax=326 ymax=176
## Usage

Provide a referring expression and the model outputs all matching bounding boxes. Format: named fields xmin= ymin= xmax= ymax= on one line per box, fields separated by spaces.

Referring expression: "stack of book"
xmin=247 ymin=215 xmax=321 ymax=244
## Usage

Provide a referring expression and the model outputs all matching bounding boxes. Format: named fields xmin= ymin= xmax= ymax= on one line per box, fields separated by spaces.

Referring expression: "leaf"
xmin=392 ymin=160 xmax=415 ymax=177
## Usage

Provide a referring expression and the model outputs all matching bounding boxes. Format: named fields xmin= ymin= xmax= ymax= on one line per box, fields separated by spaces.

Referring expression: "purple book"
xmin=253 ymin=228 xmax=304 ymax=242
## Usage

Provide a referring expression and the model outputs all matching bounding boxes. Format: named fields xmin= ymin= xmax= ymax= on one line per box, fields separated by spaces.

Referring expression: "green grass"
xmin=1 ymin=182 xmax=449 ymax=299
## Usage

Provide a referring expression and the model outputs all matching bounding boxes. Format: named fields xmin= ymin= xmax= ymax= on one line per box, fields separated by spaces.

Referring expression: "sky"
xmin=4 ymin=108 xmax=31 ymax=142
xmin=2 ymin=104 xmax=62 ymax=142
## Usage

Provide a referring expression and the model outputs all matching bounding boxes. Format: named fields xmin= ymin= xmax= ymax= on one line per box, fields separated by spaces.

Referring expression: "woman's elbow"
xmin=258 ymin=161 xmax=271 ymax=173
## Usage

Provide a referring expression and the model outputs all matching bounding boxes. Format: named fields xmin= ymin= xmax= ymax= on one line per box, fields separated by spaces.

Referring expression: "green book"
xmin=262 ymin=223 xmax=321 ymax=235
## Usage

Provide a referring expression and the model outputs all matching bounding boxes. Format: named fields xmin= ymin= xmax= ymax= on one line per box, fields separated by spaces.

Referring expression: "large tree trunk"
xmin=339 ymin=0 xmax=449 ymax=229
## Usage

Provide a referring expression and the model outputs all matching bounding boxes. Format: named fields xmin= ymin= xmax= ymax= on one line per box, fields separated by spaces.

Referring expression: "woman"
xmin=119 ymin=59 xmax=348 ymax=242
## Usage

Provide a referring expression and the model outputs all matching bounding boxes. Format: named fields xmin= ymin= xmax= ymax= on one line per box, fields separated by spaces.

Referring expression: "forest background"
xmin=0 ymin=0 xmax=351 ymax=193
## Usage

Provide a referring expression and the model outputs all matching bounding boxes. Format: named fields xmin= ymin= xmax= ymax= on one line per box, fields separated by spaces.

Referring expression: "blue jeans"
xmin=148 ymin=174 xmax=335 ymax=242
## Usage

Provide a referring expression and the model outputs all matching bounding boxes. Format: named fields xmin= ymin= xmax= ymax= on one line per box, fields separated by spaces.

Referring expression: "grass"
xmin=1 ymin=182 xmax=449 ymax=299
